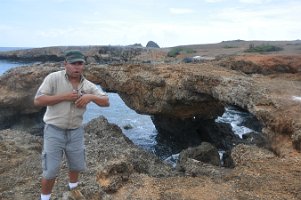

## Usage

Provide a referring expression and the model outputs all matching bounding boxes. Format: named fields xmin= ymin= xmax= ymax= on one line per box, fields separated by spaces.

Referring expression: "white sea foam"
xmin=292 ymin=96 xmax=301 ymax=102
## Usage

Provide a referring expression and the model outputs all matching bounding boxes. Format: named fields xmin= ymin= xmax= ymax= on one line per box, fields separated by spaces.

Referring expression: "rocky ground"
xmin=1 ymin=117 xmax=301 ymax=200
xmin=1 ymin=40 xmax=301 ymax=199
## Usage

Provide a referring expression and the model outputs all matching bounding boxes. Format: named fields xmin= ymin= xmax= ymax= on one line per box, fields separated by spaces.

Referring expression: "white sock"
xmin=41 ymin=194 xmax=51 ymax=200
xmin=69 ymin=182 xmax=79 ymax=189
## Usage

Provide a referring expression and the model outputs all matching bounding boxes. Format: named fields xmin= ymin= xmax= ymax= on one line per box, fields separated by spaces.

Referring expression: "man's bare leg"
xmin=69 ymin=170 xmax=79 ymax=184
xmin=68 ymin=171 xmax=85 ymax=199
xmin=41 ymin=177 xmax=56 ymax=194
xmin=41 ymin=177 xmax=55 ymax=200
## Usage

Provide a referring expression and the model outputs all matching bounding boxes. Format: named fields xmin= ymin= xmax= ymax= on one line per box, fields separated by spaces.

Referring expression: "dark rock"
xmin=146 ymin=41 xmax=160 ymax=48
xmin=182 ymin=57 xmax=193 ymax=63
xmin=222 ymin=150 xmax=235 ymax=168
xmin=242 ymin=132 xmax=270 ymax=149
xmin=123 ymin=124 xmax=133 ymax=130
xmin=10 ymin=110 xmax=45 ymax=136
xmin=152 ymin=115 xmax=242 ymax=159
xmin=175 ymin=142 xmax=228 ymax=178
xmin=96 ymin=158 xmax=134 ymax=193
xmin=178 ymin=142 xmax=221 ymax=167
xmin=84 ymin=116 xmax=174 ymax=178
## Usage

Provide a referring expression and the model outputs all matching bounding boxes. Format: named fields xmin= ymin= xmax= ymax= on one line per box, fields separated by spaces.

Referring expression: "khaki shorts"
xmin=42 ymin=124 xmax=86 ymax=179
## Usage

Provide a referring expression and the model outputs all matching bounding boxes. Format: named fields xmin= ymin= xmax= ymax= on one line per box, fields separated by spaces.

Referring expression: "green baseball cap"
xmin=64 ymin=50 xmax=85 ymax=63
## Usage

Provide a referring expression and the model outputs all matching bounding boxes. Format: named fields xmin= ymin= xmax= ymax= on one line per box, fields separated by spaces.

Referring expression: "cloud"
xmin=239 ymin=0 xmax=272 ymax=4
xmin=169 ymin=8 xmax=194 ymax=15
xmin=1 ymin=0 xmax=301 ymax=47
xmin=205 ymin=0 xmax=225 ymax=3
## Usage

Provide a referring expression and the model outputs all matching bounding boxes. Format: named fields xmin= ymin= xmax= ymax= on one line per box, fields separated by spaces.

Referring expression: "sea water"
xmin=84 ymin=93 xmax=157 ymax=153
xmin=0 ymin=60 xmax=28 ymax=74
xmin=0 ymin=47 xmax=32 ymax=74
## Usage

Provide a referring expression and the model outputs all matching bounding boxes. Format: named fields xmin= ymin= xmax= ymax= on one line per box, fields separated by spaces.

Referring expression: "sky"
xmin=1 ymin=0 xmax=300 ymax=48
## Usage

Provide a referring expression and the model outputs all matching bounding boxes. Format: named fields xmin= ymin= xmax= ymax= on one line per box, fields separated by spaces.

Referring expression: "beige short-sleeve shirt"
xmin=36 ymin=70 xmax=107 ymax=129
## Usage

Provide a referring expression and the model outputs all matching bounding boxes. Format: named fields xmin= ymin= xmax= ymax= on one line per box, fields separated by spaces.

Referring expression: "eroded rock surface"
xmin=0 ymin=54 xmax=301 ymax=154
xmin=86 ymin=60 xmax=301 ymax=154
xmin=1 ymin=117 xmax=301 ymax=200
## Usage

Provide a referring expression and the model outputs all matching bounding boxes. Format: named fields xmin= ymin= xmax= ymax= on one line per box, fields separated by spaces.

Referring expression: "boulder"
xmin=178 ymin=142 xmax=221 ymax=166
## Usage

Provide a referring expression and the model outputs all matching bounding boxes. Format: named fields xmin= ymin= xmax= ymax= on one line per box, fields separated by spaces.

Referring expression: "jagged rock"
xmin=84 ymin=117 xmax=174 ymax=178
xmin=146 ymin=41 xmax=160 ymax=48
xmin=87 ymin=62 xmax=301 ymax=154
xmin=1 ymin=94 xmax=301 ymax=200
xmin=175 ymin=142 xmax=228 ymax=178
xmin=242 ymin=131 xmax=270 ymax=148
xmin=230 ymin=144 xmax=275 ymax=167
xmin=96 ymin=157 xmax=134 ymax=193
xmin=152 ymin=115 xmax=242 ymax=159
xmin=178 ymin=142 xmax=221 ymax=166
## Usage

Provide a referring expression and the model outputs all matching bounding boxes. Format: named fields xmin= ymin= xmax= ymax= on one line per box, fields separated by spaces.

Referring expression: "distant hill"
xmin=0 ymin=47 xmax=31 ymax=52
xmin=1 ymin=40 xmax=301 ymax=63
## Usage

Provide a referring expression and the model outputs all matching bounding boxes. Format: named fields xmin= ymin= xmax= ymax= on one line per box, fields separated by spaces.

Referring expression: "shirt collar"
xmin=64 ymin=70 xmax=85 ymax=83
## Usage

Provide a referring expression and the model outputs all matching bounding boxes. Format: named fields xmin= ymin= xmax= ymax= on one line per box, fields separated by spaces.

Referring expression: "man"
xmin=34 ymin=50 xmax=109 ymax=200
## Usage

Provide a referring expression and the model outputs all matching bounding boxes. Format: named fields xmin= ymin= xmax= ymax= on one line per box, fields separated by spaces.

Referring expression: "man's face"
xmin=65 ymin=61 xmax=84 ymax=78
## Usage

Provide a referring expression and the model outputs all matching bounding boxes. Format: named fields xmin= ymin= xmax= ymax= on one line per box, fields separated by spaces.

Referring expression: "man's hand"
xmin=66 ymin=90 xmax=81 ymax=102
xmin=75 ymin=94 xmax=92 ymax=108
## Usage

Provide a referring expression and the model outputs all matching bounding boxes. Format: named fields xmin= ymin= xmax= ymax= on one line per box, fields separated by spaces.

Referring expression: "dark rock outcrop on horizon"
xmin=146 ymin=41 xmax=160 ymax=48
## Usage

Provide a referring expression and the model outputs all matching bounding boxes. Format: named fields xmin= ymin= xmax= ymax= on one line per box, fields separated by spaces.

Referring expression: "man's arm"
xmin=34 ymin=91 xmax=79 ymax=107
xmin=74 ymin=94 xmax=110 ymax=108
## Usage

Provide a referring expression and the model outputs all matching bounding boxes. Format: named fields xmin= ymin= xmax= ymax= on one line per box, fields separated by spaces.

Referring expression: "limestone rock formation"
xmin=0 ymin=63 xmax=62 ymax=129
xmin=0 ymin=54 xmax=301 ymax=154
xmin=86 ymin=61 xmax=301 ymax=154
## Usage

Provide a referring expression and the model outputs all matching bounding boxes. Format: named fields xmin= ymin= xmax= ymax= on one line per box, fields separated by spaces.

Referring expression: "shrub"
xmin=167 ymin=47 xmax=196 ymax=57
xmin=245 ymin=43 xmax=283 ymax=53
xmin=223 ymin=45 xmax=238 ymax=48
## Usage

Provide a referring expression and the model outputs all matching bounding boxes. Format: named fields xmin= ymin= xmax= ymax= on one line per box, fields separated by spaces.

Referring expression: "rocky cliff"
xmin=1 ymin=55 xmax=299 ymax=154
xmin=87 ymin=58 xmax=301 ymax=155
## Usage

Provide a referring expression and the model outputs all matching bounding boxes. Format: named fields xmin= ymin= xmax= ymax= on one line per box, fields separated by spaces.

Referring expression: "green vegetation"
xmin=167 ymin=47 xmax=196 ymax=57
xmin=245 ymin=43 xmax=283 ymax=53
xmin=223 ymin=45 xmax=238 ymax=49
